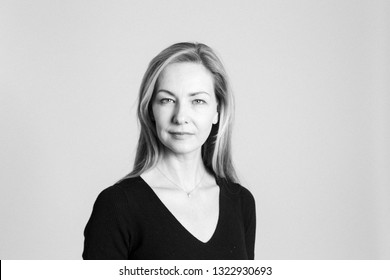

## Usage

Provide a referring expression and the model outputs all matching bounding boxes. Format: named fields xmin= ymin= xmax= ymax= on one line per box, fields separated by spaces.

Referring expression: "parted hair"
xmin=121 ymin=42 xmax=238 ymax=183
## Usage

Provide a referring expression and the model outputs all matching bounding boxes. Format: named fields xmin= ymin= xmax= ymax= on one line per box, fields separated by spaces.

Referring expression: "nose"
xmin=172 ymin=102 xmax=189 ymax=125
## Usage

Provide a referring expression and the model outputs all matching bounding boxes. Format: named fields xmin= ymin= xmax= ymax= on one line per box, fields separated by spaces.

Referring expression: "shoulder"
xmin=93 ymin=176 xmax=147 ymax=210
xmin=113 ymin=176 xmax=148 ymax=194
xmin=217 ymin=177 xmax=255 ymax=208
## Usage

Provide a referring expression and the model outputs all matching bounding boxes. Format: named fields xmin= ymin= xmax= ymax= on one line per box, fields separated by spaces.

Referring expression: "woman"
xmin=83 ymin=42 xmax=256 ymax=260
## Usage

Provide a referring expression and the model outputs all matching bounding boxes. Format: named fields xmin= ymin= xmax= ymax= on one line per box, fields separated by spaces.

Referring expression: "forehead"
xmin=157 ymin=62 xmax=214 ymax=92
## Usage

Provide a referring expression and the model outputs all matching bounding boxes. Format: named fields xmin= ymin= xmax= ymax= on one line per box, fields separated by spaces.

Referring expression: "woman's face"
xmin=152 ymin=62 xmax=219 ymax=157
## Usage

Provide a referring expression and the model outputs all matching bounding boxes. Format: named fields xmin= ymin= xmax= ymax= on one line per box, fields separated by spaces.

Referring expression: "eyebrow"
xmin=156 ymin=89 xmax=210 ymax=97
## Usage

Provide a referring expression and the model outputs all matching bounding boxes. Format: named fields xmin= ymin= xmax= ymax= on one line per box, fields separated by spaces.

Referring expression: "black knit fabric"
xmin=83 ymin=176 xmax=256 ymax=260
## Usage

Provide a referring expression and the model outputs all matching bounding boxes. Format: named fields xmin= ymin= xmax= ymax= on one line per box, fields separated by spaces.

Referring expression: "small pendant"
xmin=187 ymin=193 xmax=191 ymax=198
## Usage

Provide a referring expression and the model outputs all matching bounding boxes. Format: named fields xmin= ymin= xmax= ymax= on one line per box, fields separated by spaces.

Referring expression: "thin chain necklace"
xmin=156 ymin=166 xmax=206 ymax=198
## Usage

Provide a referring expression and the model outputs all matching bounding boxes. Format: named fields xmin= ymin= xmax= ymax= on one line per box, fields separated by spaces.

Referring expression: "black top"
xmin=83 ymin=176 xmax=256 ymax=260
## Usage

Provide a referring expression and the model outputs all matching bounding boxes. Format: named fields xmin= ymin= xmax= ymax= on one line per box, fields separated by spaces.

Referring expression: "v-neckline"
xmin=138 ymin=176 xmax=222 ymax=245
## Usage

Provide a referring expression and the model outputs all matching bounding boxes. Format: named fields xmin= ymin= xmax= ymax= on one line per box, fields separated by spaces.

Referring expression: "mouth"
xmin=169 ymin=131 xmax=194 ymax=135
xmin=168 ymin=131 xmax=194 ymax=139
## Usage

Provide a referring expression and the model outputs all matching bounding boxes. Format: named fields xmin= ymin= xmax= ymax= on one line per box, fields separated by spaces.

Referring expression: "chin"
xmin=163 ymin=142 xmax=201 ymax=156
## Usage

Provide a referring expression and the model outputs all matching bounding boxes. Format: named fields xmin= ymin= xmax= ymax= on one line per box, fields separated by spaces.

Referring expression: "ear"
xmin=212 ymin=111 xmax=219 ymax=124
xmin=212 ymin=102 xmax=220 ymax=124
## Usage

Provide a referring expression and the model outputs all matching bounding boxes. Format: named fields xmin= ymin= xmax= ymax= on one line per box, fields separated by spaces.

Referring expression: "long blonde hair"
xmin=121 ymin=42 xmax=238 ymax=183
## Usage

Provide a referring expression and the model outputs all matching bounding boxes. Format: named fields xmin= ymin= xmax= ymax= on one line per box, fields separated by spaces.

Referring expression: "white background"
xmin=1 ymin=0 xmax=389 ymax=259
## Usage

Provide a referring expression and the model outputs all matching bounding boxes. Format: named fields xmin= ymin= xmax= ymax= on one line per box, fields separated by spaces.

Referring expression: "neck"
xmin=157 ymin=151 xmax=206 ymax=192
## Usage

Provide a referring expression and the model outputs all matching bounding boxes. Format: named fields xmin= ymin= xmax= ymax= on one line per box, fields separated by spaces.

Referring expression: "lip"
xmin=168 ymin=131 xmax=194 ymax=135
xmin=169 ymin=131 xmax=194 ymax=139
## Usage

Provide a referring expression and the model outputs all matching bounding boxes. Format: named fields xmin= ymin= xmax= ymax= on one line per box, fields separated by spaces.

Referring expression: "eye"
xmin=193 ymin=99 xmax=206 ymax=105
xmin=160 ymin=98 xmax=175 ymax=104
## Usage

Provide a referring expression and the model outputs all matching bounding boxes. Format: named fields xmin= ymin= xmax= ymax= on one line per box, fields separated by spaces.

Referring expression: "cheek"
xmin=198 ymin=114 xmax=216 ymax=133
xmin=154 ymin=119 xmax=168 ymax=136
xmin=152 ymin=107 xmax=168 ymax=126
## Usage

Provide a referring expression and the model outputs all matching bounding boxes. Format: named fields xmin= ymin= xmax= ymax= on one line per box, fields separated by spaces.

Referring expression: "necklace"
xmin=156 ymin=166 xmax=206 ymax=198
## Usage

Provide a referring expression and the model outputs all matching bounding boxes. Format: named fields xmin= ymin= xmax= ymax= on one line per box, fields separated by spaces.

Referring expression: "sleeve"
xmin=82 ymin=186 xmax=131 ymax=260
xmin=242 ymin=188 xmax=256 ymax=260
